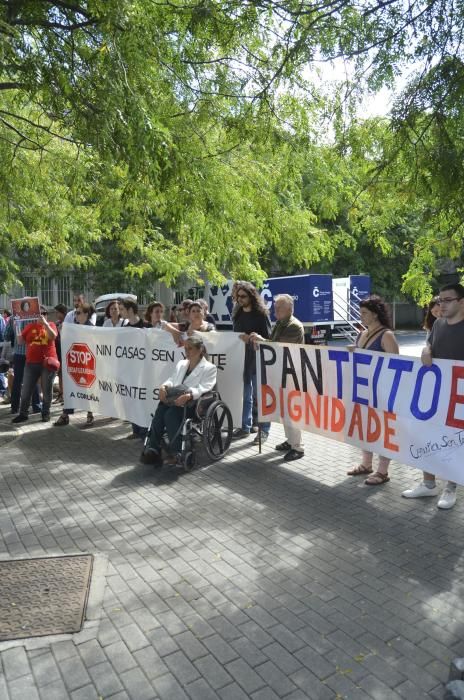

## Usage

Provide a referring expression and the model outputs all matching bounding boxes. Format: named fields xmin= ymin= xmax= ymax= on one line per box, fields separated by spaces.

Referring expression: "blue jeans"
xmin=19 ymin=363 xmax=55 ymax=417
xmin=242 ymin=373 xmax=270 ymax=435
xmin=11 ymin=354 xmax=41 ymax=413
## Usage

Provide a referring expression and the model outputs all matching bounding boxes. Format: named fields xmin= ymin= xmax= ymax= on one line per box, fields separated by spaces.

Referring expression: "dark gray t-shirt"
xmin=428 ymin=318 xmax=464 ymax=361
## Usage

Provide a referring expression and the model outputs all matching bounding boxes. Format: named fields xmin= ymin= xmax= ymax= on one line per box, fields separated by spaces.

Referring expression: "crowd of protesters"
xmin=1 ymin=281 xmax=463 ymax=510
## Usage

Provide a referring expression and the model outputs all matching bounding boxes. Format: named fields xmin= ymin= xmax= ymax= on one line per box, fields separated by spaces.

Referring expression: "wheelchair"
xmin=141 ymin=391 xmax=233 ymax=472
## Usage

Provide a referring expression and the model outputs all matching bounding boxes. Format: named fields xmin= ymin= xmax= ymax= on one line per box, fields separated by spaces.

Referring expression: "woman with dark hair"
xmin=145 ymin=301 xmax=165 ymax=328
xmin=141 ymin=335 xmax=217 ymax=466
xmin=53 ymin=303 xmax=68 ymax=403
xmin=54 ymin=304 xmax=95 ymax=427
xmin=103 ymin=300 xmax=125 ymax=327
xmin=347 ymin=295 xmax=399 ymax=485
xmin=423 ymin=295 xmax=441 ymax=337
xmin=162 ymin=301 xmax=215 ymax=344
xmin=232 ymin=282 xmax=271 ymax=443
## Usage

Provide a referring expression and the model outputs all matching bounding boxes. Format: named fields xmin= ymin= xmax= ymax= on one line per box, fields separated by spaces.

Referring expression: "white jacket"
xmin=163 ymin=357 xmax=217 ymax=400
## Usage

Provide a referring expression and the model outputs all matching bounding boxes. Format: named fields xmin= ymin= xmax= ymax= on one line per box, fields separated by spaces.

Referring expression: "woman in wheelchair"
xmin=141 ymin=336 xmax=217 ymax=466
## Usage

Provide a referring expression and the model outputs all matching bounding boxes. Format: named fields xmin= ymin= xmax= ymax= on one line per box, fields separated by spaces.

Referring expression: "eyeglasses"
xmin=437 ymin=297 xmax=460 ymax=304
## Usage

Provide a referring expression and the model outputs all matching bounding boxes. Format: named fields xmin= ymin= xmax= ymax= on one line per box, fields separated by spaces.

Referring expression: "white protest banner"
xmin=61 ymin=325 xmax=244 ymax=427
xmin=257 ymin=342 xmax=464 ymax=485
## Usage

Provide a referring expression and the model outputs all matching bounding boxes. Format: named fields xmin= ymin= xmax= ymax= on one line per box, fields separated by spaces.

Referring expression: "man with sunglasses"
xmin=402 ymin=283 xmax=464 ymax=509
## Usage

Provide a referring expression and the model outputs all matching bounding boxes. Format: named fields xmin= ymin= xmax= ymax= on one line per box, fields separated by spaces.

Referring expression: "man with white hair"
xmin=250 ymin=293 xmax=305 ymax=461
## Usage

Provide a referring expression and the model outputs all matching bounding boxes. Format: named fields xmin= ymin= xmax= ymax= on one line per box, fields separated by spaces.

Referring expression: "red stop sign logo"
xmin=66 ymin=343 xmax=96 ymax=388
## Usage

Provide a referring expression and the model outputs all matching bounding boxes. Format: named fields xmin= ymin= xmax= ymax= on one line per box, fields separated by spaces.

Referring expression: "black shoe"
xmin=140 ymin=449 xmax=162 ymax=466
xmin=284 ymin=449 xmax=304 ymax=462
xmin=12 ymin=414 xmax=28 ymax=424
xmin=250 ymin=425 xmax=259 ymax=434
xmin=232 ymin=428 xmax=250 ymax=440
xmin=41 ymin=413 xmax=50 ymax=422
xmin=275 ymin=440 xmax=291 ymax=452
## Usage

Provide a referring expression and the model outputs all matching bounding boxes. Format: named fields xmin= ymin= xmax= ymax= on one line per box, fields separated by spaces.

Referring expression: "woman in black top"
xmin=232 ymin=282 xmax=271 ymax=443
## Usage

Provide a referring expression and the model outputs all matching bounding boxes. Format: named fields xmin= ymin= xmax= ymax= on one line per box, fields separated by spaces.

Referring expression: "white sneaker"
xmin=402 ymin=482 xmax=439 ymax=498
xmin=437 ymin=488 xmax=457 ymax=510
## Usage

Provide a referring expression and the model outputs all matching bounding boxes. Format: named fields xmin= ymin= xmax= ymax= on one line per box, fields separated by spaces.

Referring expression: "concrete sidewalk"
xmin=0 ymin=402 xmax=463 ymax=700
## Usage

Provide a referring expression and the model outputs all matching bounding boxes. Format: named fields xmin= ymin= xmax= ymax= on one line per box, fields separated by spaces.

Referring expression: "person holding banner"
xmin=103 ymin=300 xmax=126 ymax=327
xmin=4 ymin=315 xmax=42 ymax=415
xmin=402 ymin=283 xmax=464 ymax=509
xmin=54 ymin=304 xmax=95 ymax=427
xmin=145 ymin=301 xmax=166 ymax=329
xmin=250 ymin=294 xmax=306 ymax=460
xmin=232 ymin=282 xmax=271 ymax=443
xmin=64 ymin=293 xmax=96 ymax=325
xmin=141 ymin=335 xmax=217 ymax=466
xmin=162 ymin=301 xmax=215 ymax=345
xmin=423 ymin=295 xmax=441 ymax=339
xmin=12 ymin=308 xmax=58 ymax=424
xmin=347 ymin=295 xmax=399 ymax=485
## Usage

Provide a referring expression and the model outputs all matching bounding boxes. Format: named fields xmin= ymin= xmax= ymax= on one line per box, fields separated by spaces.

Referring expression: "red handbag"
xmin=42 ymin=356 xmax=61 ymax=372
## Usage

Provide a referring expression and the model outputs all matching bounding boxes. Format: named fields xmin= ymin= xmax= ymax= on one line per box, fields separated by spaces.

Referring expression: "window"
xmin=40 ymin=277 xmax=54 ymax=307
xmin=56 ymin=276 xmax=72 ymax=306
xmin=23 ymin=276 xmax=38 ymax=298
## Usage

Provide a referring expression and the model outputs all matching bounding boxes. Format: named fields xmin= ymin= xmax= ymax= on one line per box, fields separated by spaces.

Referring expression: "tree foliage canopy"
xmin=1 ymin=0 xmax=464 ymax=301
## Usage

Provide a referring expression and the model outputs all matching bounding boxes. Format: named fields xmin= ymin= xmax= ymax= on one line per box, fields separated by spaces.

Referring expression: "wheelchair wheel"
xmin=202 ymin=400 xmax=233 ymax=461
xmin=182 ymin=451 xmax=196 ymax=472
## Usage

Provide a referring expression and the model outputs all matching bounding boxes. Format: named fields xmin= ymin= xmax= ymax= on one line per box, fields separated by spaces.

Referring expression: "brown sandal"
xmin=364 ymin=472 xmax=390 ymax=486
xmin=347 ymin=464 xmax=373 ymax=476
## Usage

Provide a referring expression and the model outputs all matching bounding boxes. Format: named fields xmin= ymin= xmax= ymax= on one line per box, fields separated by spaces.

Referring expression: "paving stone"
xmin=238 ymin=621 xmax=273 ymax=649
xmin=105 ymin=641 xmax=138 ymax=674
xmin=147 ymin=626 xmax=179 ymax=657
xmin=251 ymin=688 xmax=280 ymax=700
xmin=172 ymin=630 xmax=208 ymax=661
xmin=2 ymin=646 xmax=31 ymax=681
xmin=30 ymin=651 xmax=61 ymax=687
xmin=8 ymin=674 xmax=40 ymax=700
xmin=70 ymin=684 xmax=99 ymax=700
xmin=152 ymin=672 xmax=190 ymax=700
xmin=357 ymin=673 xmax=405 ymax=700
xmin=202 ymin=634 xmax=239 ymax=664
xmin=218 ymin=681 xmax=252 ymax=700
xmin=134 ymin=645 xmax=169 ymax=680
xmin=185 ymin=678 xmax=220 ymax=700
xmin=164 ymin=649 xmax=201 ymax=685
xmin=88 ymin=661 xmax=123 ymax=697
xmin=224 ymin=658 xmax=265 ymax=694
xmin=59 ymin=655 xmax=92 ymax=691
xmin=255 ymin=660 xmax=297 ymax=696
xmin=77 ymin=639 xmax=106 ymax=667
xmin=119 ymin=666 xmax=156 ymax=700
xmin=38 ymin=679 xmax=69 ymax=700
xmin=194 ymin=654 xmax=233 ymax=690
xmin=289 ymin=667 xmax=335 ymax=700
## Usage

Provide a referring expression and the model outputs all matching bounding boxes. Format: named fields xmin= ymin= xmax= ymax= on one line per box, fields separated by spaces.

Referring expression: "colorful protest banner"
xmin=61 ymin=325 xmax=244 ymax=427
xmin=257 ymin=342 xmax=464 ymax=485
xmin=11 ymin=297 xmax=40 ymax=320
